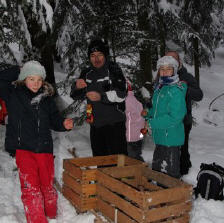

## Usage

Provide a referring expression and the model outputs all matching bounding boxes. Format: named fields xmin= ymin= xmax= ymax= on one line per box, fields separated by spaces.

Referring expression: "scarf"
xmin=155 ymin=75 xmax=179 ymax=90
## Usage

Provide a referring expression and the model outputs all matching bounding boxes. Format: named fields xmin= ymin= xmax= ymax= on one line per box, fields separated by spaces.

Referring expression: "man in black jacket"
xmin=165 ymin=51 xmax=203 ymax=175
xmin=70 ymin=39 xmax=127 ymax=156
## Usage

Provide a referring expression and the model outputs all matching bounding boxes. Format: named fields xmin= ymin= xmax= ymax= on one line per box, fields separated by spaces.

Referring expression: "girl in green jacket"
xmin=145 ymin=56 xmax=187 ymax=178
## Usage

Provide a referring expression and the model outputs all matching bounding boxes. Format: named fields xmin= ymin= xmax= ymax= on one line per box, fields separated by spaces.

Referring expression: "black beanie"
xmin=88 ymin=39 xmax=109 ymax=58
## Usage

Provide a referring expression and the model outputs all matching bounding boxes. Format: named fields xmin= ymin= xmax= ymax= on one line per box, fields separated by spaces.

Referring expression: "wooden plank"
xmin=82 ymin=169 xmax=97 ymax=181
xmin=159 ymin=214 xmax=190 ymax=223
xmin=97 ymin=184 xmax=144 ymax=223
xmin=120 ymin=177 xmax=154 ymax=191
xmin=63 ymin=185 xmax=81 ymax=209
xmin=142 ymin=167 xmax=186 ymax=188
xmin=145 ymin=201 xmax=192 ymax=222
xmin=117 ymin=155 xmax=125 ymax=166
xmin=69 ymin=155 xmax=118 ymax=167
xmin=97 ymin=170 xmax=143 ymax=207
xmin=63 ymin=185 xmax=97 ymax=212
xmin=97 ymin=198 xmax=138 ymax=223
xmin=81 ymin=197 xmax=97 ymax=211
xmin=82 ymin=183 xmax=97 ymax=196
xmin=121 ymin=178 xmax=139 ymax=188
xmin=63 ymin=172 xmax=97 ymax=197
xmin=140 ymin=176 xmax=162 ymax=191
xmin=124 ymin=156 xmax=145 ymax=166
xmin=63 ymin=172 xmax=82 ymax=195
xmin=100 ymin=165 xmax=142 ymax=179
xmin=63 ymin=160 xmax=82 ymax=180
xmin=145 ymin=186 xmax=192 ymax=207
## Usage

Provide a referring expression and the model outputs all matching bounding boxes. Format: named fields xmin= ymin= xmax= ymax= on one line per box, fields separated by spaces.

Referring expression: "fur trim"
xmin=42 ymin=81 xmax=55 ymax=96
xmin=13 ymin=80 xmax=54 ymax=96
xmin=31 ymin=82 xmax=54 ymax=105
xmin=12 ymin=80 xmax=55 ymax=105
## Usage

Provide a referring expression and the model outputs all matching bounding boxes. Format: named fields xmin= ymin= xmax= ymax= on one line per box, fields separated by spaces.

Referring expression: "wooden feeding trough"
xmin=62 ymin=154 xmax=144 ymax=212
xmin=96 ymin=165 xmax=193 ymax=223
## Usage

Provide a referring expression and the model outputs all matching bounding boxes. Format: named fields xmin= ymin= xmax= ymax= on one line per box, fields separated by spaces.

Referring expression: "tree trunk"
xmin=41 ymin=42 xmax=55 ymax=84
xmin=158 ymin=14 xmax=166 ymax=57
xmin=193 ymin=37 xmax=200 ymax=85
xmin=137 ymin=10 xmax=153 ymax=93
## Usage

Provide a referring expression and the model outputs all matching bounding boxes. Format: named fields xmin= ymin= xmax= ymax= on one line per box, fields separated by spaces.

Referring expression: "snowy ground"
xmin=1 ymin=47 xmax=224 ymax=222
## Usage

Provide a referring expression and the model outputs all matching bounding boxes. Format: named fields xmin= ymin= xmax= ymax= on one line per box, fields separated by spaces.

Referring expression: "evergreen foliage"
xmin=1 ymin=0 xmax=224 ymax=121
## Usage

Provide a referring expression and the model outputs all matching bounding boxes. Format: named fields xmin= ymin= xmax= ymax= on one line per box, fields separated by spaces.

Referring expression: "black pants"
xmin=152 ymin=145 xmax=181 ymax=179
xmin=127 ymin=140 xmax=144 ymax=161
xmin=90 ymin=121 xmax=127 ymax=156
xmin=180 ymin=124 xmax=192 ymax=175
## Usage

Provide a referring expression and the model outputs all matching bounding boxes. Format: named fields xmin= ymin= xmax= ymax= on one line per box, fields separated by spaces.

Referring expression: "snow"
xmin=1 ymin=47 xmax=224 ymax=222
xmin=0 ymin=0 xmax=6 ymax=7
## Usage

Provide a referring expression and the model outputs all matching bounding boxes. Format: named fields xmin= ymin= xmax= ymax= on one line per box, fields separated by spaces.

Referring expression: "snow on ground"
xmin=1 ymin=47 xmax=224 ymax=222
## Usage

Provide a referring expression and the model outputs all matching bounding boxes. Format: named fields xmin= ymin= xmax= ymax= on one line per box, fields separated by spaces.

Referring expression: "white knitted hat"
xmin=157 ymin=56 xmax=179 ymax=75
xmin=19 ymin=60 xmax=46 ymax=81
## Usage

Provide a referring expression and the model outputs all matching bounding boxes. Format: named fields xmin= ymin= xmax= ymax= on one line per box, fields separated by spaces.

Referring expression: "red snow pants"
xmin=16 ymin=150 xmax=58 ymax=223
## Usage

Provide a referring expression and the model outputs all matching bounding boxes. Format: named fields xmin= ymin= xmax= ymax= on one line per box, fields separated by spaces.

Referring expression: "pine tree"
xmin=180 ymin=0 xmax=224 ymax=84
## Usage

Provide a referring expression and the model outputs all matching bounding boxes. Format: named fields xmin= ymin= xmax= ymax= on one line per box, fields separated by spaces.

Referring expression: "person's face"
xmin=90 ymin=51 xmax=105 ymax=68
xmin=159 ymin=65 xmax=174 ymax=77
xmin=25 ymin=75 xmax=43 ymax=93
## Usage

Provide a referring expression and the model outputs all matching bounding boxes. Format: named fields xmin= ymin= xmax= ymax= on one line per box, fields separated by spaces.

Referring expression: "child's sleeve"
xmin=0 ymin=65 xmax=20 ymax=102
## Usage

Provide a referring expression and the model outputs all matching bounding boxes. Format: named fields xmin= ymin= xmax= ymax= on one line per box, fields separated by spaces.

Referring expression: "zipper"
xmin=18 ymin=120 xmax=21 ymax=146
xmin=154 ymin=89 xmax=161 ymax=119
xmin=37 ymin=105 xmax=40 ymax=135
xmin=127 ymin=112 xmax=131 ymax=141
xmin=165 ymin=129 xmax=168 ymax=145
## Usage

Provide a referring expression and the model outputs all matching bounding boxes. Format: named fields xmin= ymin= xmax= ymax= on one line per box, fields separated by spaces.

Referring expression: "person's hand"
xmin=86 ymin=91 xmax=101 ymax=101
xmin=76 ymin=79 xmax=87 ymax=89
xmin=141 ymin=109 xmax=148 ymax=117
xmin=63 ymin=118 xmax=74 ymax=130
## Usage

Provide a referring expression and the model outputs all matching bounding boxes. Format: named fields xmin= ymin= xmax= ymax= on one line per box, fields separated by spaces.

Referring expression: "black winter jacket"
xmin=178 ymin=66 xmax=203 ymax=125
xmin=70 ymin=61 xmax=127 ymax=127
xmin=0 ymin=65 xmax=66 ymax=155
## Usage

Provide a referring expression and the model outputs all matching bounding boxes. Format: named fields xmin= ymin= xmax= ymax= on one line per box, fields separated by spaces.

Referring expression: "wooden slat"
xmin=121 ymin=178 xmax=139 ymax=188
xmin=97 ymin=170 xmax=143 ymax=207
xmin=97 ymin=198 xmax=138 ymax=223
xmin=142 ymin=167 xmax=186 ymax=188
xmin=63 ymin=185 xmax=81 ymax=209
xmin=159 ymin=214 xmax=190 ymax=223
xmin=82 ymin=183 xmax=97 ymax=196
xmin=69 ymin=155 xmax=118 ymax=167
xmin=97 ymin=184 xmax=144 ymax=223
xmin=63 ymin=172 xmax=97 ymax=197
xmin=63 ymin=172 xmax=82 ymax=195
xmin=140 ymin=176 xmax=162 ymax=191
xmin=63 ymin=185 xmax=97 ymax=212
xmin=100 ymin=165 xmax=142 ymax=179
xmin=124 ymin=156 xmax=145 ymax=166
xmin=82 ymin=169 xmax=97 ymax=181
xmin=145 ymin=201 xmax=192 ymax=222
xmin=81 ymin=197 xmax=98 ymax=211
xmin=63 ymin=160 xmax=82 ymax=180
xmin=145 ymin=186 xmax=192 ymax=207
xmin=117 ymin=155 xmax=125 ymax=166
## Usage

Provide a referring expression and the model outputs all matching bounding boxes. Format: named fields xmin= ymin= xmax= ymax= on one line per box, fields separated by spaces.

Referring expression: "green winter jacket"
xmin=146 ymin=82 xmax=187 ymax=146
